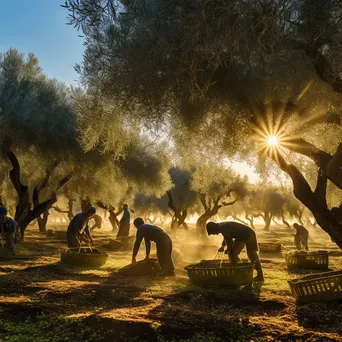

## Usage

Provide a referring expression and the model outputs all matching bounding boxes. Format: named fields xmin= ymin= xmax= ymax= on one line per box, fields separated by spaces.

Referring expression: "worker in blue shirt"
xmin=132 ymin=217 xmax=175 ymax=276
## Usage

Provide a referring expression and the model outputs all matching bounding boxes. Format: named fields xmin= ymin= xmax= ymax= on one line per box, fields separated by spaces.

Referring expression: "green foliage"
xmin=249 ymin=185 xmax=286 ymax=221
xmin=192 ymin=162 xmax=248 ymax=201
xmin=168 ymin=167 xmax=198 ymax=212
xmin=0 ymin=313 xmax=107 ymax=342
xmin=0 ymin=48 xmax=78 ymax=154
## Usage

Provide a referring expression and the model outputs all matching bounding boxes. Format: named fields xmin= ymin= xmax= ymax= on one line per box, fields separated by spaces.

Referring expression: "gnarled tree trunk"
xmin=5 ymin=148 xmax=72 ymax=239
xmin=196 ymin=193 xmax=238 ymax=237
xmin=272 ymin=149 xmax=342 ymax=249
xmin=167 ymin=191 xmax=188 ymax=231
xmin=281 ymin=210 xmax=292 ymax=230
xmin=37 ymin=210 xmax=49 ymax=233
xmin=245 ymin=213 xmax=256 ymax=229
xmin=96 ymin=201 xmax=120 ymax=233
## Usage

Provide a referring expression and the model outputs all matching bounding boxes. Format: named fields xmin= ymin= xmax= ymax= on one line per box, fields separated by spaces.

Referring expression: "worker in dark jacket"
xmin=0 ymin=206 xmax=19 ymax=255
xmin=132 ymin=217 xmax=175 ymax=276
xmin=206 ymin=221 xmax=264 ymax=281
xmin=293 ymin=223 xmax=309 ymax=250
xmin=67 ymin=207 xmax=96 ymax=248
xmin=117 ymin=204 xmax=131 ymax=238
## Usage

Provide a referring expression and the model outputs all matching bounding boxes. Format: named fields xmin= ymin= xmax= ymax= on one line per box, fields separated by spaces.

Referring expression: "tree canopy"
xmin=64 ymin=0 xmax=342 ymax=246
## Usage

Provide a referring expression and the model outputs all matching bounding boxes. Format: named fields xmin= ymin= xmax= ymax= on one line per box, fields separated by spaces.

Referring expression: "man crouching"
xmin=132 ymin=218 xmax=175 ymax=276
xmin=206 ymin=221 xmax=264 ymax=282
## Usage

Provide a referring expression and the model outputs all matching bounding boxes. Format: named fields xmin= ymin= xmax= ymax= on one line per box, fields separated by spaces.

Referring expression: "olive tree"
xmin=191 ymin=163 xmax=249 ymax=237
xmin=166 ymin=167 xmax=198 ymax=231
xmin=0 ymin=49 xmax=78 ymax=237
xmin=64 ymin=0 xmax=342 ymax=247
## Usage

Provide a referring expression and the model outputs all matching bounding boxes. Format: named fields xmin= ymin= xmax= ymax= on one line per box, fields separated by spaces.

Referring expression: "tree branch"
xmin=326 ymin=143 xmax=342 ymax=189
xmin=284 ymin=138 xmax=332 ymax=168
xmin=221 ymin=199 xmax=238 ymax=207
xmin=7 ymin=150 xmax=28 ymax=197
xmin=282 ymin=139 xmax=342 ymax=190
xmin=200 ymin=193 xmax=208 ymax=211
xmin=314 ymin=167 xmax=328 ymax=210
xmin=52 ymin=206 xmax=69 ymax=214
xmin=38 ymin=159 xmax=61 ymax=192
xmin=167 ymin=191 xmax=177 ymax=214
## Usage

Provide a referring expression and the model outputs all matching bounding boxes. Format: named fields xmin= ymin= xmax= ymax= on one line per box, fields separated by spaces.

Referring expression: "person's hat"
xmin=86 ymin=207 xmax=96 ymax=214
xmin=206 ymin=222 xmax=219 ymax=235
xmin=0 ymin=206 xmax=7 ymax=215
xmin=133 ymin=217 xmax=144 ymax=227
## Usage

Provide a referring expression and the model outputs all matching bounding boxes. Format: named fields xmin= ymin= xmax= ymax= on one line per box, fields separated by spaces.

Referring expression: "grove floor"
xmin=0 ymin=223 xmax=342 ymax=342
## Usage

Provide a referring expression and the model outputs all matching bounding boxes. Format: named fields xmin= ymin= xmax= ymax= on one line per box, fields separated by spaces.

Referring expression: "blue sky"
xmin=0 ymin=0 xmax=84 ymax=86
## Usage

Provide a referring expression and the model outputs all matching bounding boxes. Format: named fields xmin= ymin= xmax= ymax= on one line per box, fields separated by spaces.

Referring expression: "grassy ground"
xmin=0 ymin=223 xmax=342 ymax=341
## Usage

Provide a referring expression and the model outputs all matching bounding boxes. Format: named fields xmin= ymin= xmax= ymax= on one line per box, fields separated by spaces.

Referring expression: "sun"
xmin=267 ymin=136 xmax=278 ymax=146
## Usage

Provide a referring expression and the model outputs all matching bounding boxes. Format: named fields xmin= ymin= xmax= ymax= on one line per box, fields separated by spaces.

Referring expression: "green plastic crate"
xmin=185 ymin=260 xmax=254 ymax=286
xmin=285 ymin=250 xmax=329 ymax=270
xmin=288 ymin=270 xmax=342 ymax=304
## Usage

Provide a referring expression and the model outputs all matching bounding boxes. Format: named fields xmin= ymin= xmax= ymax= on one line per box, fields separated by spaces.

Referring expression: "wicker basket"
xmin=185 ymin=260 xmax=254 ymax=286
xmin=60 ymin=247 xmax=108 ymax=267
xmin=285 ymin=250 xmax=329 ymax=270
xmin=288 ymin=270 xmax=342 ymax=304
xmin=258 ymin=243 xmax=282 ymax=253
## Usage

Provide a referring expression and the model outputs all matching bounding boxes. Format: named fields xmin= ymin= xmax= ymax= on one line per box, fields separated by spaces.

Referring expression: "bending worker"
xmin=132 ymin=217 xmax=175 ymax=276
xmin=117 ymin=204 xmax=130 ymax=238
xmin=206 ymin=221 xmax=264 ymax=281
xmin=293 ymin=223 xmax=309 ymax=250
xmin=67 ymin=207 xmax=96 ymax=248
xmin=0 ymin=206 xmax=19 ymax=256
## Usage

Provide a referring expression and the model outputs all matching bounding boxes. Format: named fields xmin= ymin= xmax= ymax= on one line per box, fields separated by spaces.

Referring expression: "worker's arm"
xmin=224 ymin=235 xmax=233 ymax=253
xmin=132 ymin=230 xmax=144 ymax=264
xmin=145 ymin=238 xmax=151 ymax=260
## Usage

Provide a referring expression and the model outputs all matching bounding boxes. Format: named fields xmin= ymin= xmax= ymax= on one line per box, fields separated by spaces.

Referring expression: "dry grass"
xmin=0 ymin=224 xmax=341 ymax=341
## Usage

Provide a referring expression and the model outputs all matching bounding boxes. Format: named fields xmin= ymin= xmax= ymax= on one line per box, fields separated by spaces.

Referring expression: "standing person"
xmin=67 ymin=207 xmax=96 ymax=248
xmin=132 ymin=217 xmax=175 ymax=276
xmin=293 ymin=223 xmax=309 ymax=250
xmin=0 ymin=206 xmax=19 ymax=255
xmin=206 ymin=221 xmax=264 ymax=281
xmin=117 ymin=204 xmax=131 ymax=238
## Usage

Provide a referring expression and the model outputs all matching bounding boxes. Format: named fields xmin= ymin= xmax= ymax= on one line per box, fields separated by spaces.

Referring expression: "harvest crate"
xmin=288 ymin=270 xmax=342 ymax=304
xmin=258 ymin=242 xmax=282 ymax=253
xmin=60 ymin=247 xmax=108 ymax=267
xmin=185 ymin=260 xmax=254 ymax=286
xmin=285 ymin=250 xmax=329 ymax=270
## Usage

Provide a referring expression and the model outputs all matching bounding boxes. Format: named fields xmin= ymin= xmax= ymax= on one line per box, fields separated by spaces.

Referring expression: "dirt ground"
xmin=0 ymin=223 xmax=342 ymax=342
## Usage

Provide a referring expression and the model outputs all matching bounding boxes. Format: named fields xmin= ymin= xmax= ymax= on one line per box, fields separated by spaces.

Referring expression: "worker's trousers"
xmin=228 ymin=233 xmax=262 ymax=273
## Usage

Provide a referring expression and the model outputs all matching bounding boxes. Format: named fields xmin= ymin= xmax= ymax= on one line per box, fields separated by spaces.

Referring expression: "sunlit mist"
xmin=267 ymin=136 xmax=278 ymax=146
